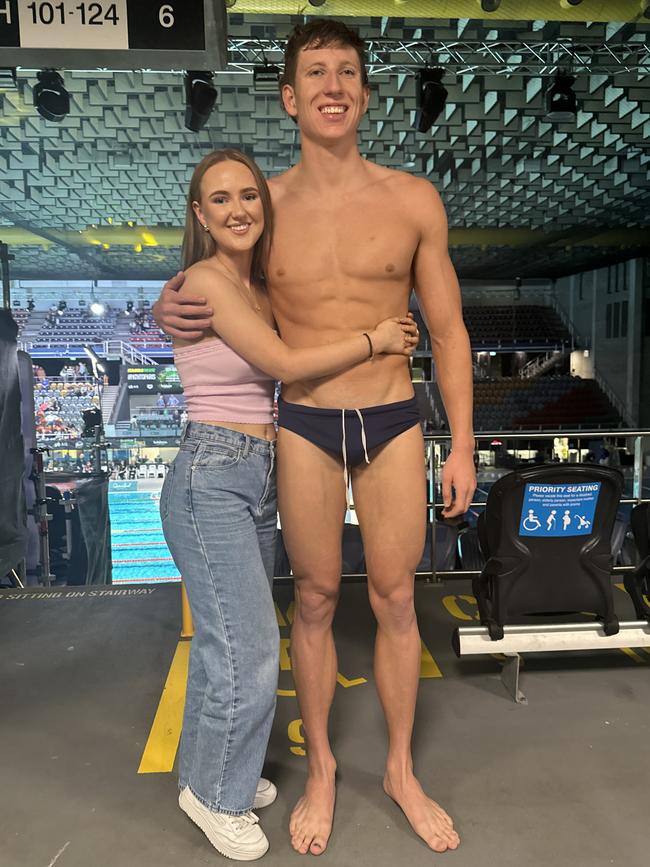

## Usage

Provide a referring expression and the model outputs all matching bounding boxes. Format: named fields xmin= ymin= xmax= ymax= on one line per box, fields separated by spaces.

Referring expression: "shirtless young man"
xmin=154 ymin=19 xmax=475 ymax=857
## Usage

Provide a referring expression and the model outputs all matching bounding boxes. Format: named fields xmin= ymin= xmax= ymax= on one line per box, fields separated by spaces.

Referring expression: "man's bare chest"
xmin=268 ymin=195 xmax=420 ymax=288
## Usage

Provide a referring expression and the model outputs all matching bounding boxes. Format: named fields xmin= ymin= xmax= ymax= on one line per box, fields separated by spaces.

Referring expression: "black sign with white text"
xmin=0 ymin=0 xmax=224 ymax=69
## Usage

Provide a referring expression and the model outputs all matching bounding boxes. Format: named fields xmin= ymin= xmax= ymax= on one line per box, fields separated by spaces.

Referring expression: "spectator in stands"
xmin=158 ymin=148 xmax=418 ymax=859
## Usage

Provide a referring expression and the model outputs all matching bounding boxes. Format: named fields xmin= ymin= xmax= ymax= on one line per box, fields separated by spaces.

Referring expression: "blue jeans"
xmin=160 ymin=422 xmax=280 ymax=815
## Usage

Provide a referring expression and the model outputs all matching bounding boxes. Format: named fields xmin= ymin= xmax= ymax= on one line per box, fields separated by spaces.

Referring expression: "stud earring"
xmin=202 ymin=223 xmax=210 ymax=232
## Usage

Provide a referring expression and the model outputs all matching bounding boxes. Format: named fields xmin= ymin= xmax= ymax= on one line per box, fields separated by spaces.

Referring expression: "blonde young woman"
xmin=160 ymin=149 xmax=417 ymax=861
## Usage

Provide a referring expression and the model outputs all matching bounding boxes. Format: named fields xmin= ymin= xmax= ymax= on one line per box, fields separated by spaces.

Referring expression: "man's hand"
xmin=441 ymin=448 xmax=476 ymax=518
xmin=151 ymin=271 xmax=213 ymax=340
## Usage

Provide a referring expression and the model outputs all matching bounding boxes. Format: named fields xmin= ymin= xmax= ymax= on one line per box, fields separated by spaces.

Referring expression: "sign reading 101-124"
xmin=0 ymin=0 xmax=204 ymax=51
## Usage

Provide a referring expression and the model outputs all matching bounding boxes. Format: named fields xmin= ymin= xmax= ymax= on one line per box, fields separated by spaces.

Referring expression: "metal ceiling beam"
xmin=227 ymin=38 xmax=650 ymax=76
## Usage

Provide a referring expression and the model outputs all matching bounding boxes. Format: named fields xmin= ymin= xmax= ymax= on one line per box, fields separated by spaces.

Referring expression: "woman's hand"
xmin=370 ymin=315 xmax=419 ymax=356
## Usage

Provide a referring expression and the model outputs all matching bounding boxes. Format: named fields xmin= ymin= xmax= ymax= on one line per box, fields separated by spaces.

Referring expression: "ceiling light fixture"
xmin=480 ymin=0 xmax=501 ymax=11
xmin=414 ymin=67 xmax=448 ymax=134
xmin=184 ymin=71 xmax=218 ymax=132
xmin=545 ymin=71 xmax=577 ymax=122
xmin=33 ymin=70 xmax=70 ymax=122
xmin=253 ymin=64 xmax=281 ymax=94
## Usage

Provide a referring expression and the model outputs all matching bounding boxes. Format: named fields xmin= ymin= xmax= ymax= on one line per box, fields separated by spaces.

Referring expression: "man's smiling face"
xmin=282 ymin=44 xmax=369 ymax=141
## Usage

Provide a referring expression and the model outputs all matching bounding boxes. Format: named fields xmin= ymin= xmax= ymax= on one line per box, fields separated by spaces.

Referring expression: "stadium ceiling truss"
xmin=0 ymin=15 xmax=648 ymax=284
xmin=229 ymin=37 xmax=650 ymax=76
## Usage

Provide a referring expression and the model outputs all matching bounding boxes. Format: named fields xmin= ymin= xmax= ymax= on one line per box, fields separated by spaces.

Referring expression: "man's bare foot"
xmin=289 ymin=767 xmax=337 ymax=856
xmin=383 ymin=771 xmax=460 ymax=853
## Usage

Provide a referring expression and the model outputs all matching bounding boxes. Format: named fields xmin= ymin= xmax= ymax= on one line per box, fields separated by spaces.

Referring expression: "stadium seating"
xmin=34 ymin=377 xmax=100 ymax=440
xmin=37 ymin=308 xmax=118 ymax=343
xmin=463 ymin=305 xmax=571 ymax=348
xmin=473 ymin=375 xmax=620 ymax=430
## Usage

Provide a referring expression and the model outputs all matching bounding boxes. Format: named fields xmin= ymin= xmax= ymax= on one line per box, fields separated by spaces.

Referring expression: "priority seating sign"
xmin=519 ymin=482 xmax=601 ymax=538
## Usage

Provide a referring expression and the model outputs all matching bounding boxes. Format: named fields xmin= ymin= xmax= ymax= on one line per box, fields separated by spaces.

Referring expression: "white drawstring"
xmin=341 ymin=409 xmax=370 ymax=511
xmin=355 ymin=409 xmax=370 ymax=465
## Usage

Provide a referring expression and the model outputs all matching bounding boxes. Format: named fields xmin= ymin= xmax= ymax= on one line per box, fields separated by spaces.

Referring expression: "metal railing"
xmin=20 ymin=339 xmax=156 ymax=366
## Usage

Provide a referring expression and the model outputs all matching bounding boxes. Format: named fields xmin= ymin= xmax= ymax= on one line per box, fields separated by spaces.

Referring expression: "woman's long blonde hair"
xmin=181 ymin=149 xmax=274 ymax=287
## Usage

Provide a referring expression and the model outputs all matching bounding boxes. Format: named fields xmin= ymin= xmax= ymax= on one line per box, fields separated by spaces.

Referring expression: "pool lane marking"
xmin=138 ymin=640 xmax=190 ymax=774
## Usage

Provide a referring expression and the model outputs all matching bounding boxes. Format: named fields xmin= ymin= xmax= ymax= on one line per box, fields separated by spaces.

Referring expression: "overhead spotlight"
xmin=563 ymin=0 xmax=584 ymax=6
xmin=480 ymin=0 xmax=501 ymax=11
xmin=126 ymin=300 xmax=134 ymax=314
xmin=308 ymin=0 xmax=327 ymax=6
xmin=27 ymin=299 xmax=35 ymax=312
xmin=414 ymin=67 xmax=448 ymax=134
xmin=33 ymin=70 xmax=70 ymax=122
xmin=253 ymin=64 xmax=281 ymax=94
xmin=184 ymin=71 xmax=218 ymax=132
xmin=546 ymin=72 xmax=577 ymax=122
xmin=89 ymin=301 xmax=106 ymax=316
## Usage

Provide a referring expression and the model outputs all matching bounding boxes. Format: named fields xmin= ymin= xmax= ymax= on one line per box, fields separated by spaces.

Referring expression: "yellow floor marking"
xmin=288 ymin=719 xmax=306 ymax=756
xmin=279 ymin=638 xmax=292 ymax=670
xmin=643 ymin=648 xmax=650 ymax=657
xmin=420 ymin=640 xmax=443 ymax=678
xmin=614 ymin=583 xmax=625 ymax=592
xmin=336 ymin=672 xmax=368 ymax=687
xmin=442 ymin=594 xmax=480 ymax=621
xmin=620 ymin=647 xmax=646 ymax=664
xmin=285 ymin=602 xmax=295 ymax=625
xmin=275 ymin=603 xmax=287 ymax=627
xmin=138 ymin=641 xmax=190 ymax=774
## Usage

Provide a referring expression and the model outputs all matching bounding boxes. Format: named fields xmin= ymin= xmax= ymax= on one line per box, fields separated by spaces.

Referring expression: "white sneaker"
xmin=253 ymin=779 xmax=277 ymax=810
xmin=179 ymin=787 xmax=269 ymax=861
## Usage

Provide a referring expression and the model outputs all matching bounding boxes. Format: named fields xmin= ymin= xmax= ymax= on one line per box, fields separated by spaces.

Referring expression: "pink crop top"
xmin=174 ymin=338 xmax=275 ymax=424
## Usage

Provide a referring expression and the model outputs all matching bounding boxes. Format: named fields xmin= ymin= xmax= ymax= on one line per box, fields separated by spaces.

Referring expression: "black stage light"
xmin=545 ymin=72 xmax=577 ymax=122
xmin=480 ymin=0 xmax=501 ymax=11
xmin=57 ymin=300 xmax=67 ymax=313
xmin=33 ymin=70 xmax=70 ymax=122
xmin=253 ymin=64 xmax=281 ymax=94
xmin=414 ymin=68 xmax=448 ymax=134
xmin=27 ymin=299 xmax=35 ymax=311
xmin=126 ymin=300 xmax=134 ymax=314
xmin=184 ymin=71 xmax=218 ymax=132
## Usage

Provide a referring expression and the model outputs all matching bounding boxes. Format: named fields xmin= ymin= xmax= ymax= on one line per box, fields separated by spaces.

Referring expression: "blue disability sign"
xmin=519 ymin=482 xmax=601 ymax=538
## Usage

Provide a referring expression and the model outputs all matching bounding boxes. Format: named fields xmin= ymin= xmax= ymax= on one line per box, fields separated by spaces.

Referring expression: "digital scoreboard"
xmin=127 ymin=364 xmax=183 ymax=394
xmin=0 ymin=0 xmax=227 ymax=70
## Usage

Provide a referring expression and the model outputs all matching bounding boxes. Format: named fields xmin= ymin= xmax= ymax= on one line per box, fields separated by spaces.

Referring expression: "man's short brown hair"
xmin=281 ymin=18 xmax=369 ymax=91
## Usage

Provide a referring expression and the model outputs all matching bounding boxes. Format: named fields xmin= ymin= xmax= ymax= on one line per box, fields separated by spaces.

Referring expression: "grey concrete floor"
xmin=1 ymin=581 xmax=648 ymax=867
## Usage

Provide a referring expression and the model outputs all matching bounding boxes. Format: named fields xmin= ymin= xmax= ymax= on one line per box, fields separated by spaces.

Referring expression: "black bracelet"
xmin=362 ymin=332 xmax=374 ymax=359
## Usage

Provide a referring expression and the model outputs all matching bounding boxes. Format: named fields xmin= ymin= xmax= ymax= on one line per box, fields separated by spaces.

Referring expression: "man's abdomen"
xmin=281 ymin=355 xmax=414 ymax=409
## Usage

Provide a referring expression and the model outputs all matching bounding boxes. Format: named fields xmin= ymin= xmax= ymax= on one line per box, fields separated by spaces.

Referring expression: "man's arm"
xmin=412 ymin=180 xmax=476 ymax=517
xmin=151 ymin=272 xmax=214 ymax=340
